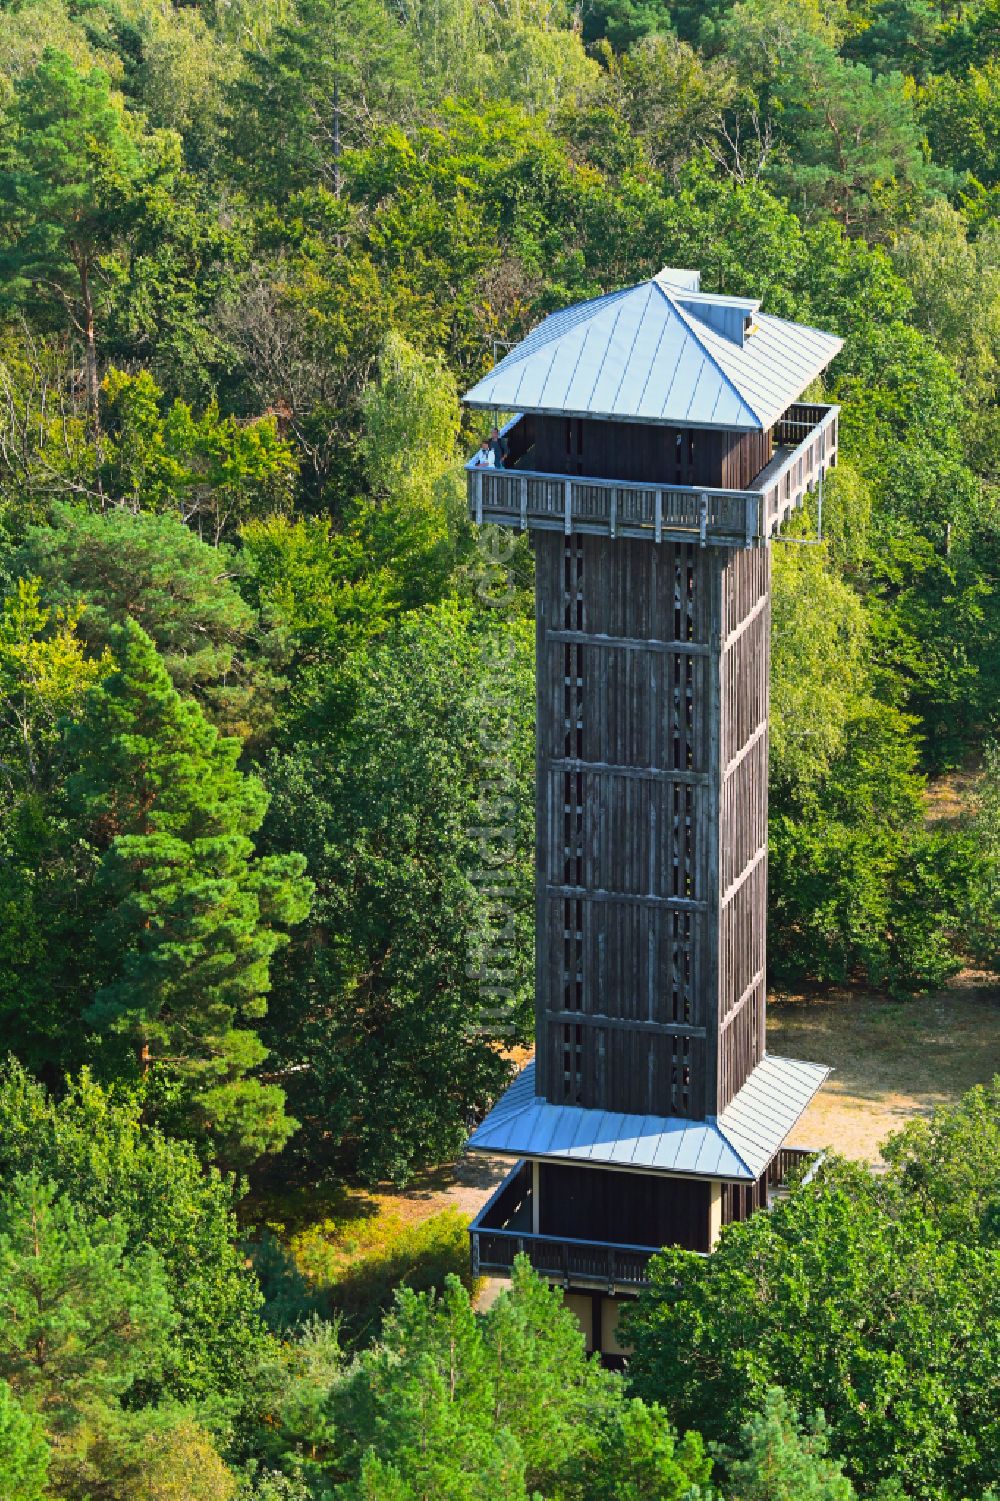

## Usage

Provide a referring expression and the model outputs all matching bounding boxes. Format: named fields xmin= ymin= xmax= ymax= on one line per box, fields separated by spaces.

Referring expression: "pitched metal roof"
xmin=463 ymin=269 xmax=843 ymax=432
xmin=466 ymin=1054 xmax=830 ymax=1182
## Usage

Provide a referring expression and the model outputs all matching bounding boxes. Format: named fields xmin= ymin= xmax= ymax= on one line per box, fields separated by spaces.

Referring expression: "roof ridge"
xmin=711 ymin=1121 xmax=757 ymax=1178
xmin=654 ymin=281 xmax=765 ymax=428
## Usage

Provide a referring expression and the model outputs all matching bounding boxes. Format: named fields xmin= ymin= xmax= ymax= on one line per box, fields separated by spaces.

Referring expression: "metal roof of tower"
xmin=466 ymin=1054 xmax=831 ymax=1182
xmin=463 ymin=269 xmax=843 ymax=432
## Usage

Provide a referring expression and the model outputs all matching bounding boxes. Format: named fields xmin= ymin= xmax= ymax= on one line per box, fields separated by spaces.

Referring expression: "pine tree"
xmin=0 ymin=1379 xmax=49 ymax=1501
xmin=67 ymin=621 xmax=311 ymax=1165
xmin=0 ymin=51 xmax=171 ymax=432
xmin=727 ymin=1388 xmax=856 ymax=1501
xmin=0 ymin=1172 xmax=175 ymax=1426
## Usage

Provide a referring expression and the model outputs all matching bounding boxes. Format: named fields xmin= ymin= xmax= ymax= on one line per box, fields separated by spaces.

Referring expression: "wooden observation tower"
xmin=464 ymin=268 xmax=839 ymax=1360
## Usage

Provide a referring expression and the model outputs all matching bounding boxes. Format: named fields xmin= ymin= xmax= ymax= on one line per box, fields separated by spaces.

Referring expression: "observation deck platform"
xmin=466 ymin=402 xmax=838 ymax=548
xmin=469 ymin=1147 xmax=823 ymax=1290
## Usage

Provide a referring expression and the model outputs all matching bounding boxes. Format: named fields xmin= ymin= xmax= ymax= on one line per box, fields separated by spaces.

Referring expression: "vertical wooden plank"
xmin=702 ymin=549 xmax=723 ymax=1118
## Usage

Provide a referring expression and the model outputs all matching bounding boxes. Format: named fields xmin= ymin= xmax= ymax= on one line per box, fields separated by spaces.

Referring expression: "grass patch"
xmin=250 ymin=1202 xmax=480 ymax=1348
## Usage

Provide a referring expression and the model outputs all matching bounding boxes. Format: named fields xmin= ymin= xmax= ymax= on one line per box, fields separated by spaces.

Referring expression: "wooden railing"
xmin=767 ymin=1145 xmax=825 ymax=1192
xmin=469 ymin=1149 xmax=825 ymax=1287
xmin=467 ymin=467 xmax=759 ymax=547
xmin=469 ymin=1160 xmax=659 ymax=1287
xmin=465 ymin=403 xmax=838 ymax=548
xmin=756 ymin=405 xmax=838 ymax=538
xmin=471 ymin=1226 xmax=656 ymax=1287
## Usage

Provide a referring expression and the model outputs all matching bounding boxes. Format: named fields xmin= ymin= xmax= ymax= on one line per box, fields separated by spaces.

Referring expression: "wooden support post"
xmin=531 ymin=1161 xmax=540 ymax=1235
xmin=609 ymin=486 xmax=617 ymax=539
xmin=564 ymin=478 xmax=573 ymax=535
xmin=699 ymin=492 xmax=709 ymax=549
xmin=475 ymin=470 xmax=483 ymax=526
xmin=520 ymin=475 xmax=528 ymax=531
xmin=591 ymin=1293 xmax=603 ymax=1358
xmin=654 ymin=488 xmax=662 ymax=543
xmin=708 ymin=1182 xmax=723 ymax=1250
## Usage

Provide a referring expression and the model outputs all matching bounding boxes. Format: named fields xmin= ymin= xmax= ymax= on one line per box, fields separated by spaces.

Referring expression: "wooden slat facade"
xmin=534 ymin=532 xmax=770 ymax=1119
xmin=516 ymin=415 xmax=773 ymax=490
xmin=538 ymin=1163 xmax=711 ymax=1252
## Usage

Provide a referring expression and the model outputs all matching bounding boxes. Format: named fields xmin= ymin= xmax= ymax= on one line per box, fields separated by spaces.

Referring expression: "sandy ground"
xmin=770 ymin=971 xmax=1000 ymax=1161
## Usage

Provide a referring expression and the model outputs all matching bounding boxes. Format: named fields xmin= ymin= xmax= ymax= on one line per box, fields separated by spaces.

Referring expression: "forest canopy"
xmin=0 ymin=0 xmax=997 ymax=1185
xmin=0 ymin=0 xmax=998 ymax=1493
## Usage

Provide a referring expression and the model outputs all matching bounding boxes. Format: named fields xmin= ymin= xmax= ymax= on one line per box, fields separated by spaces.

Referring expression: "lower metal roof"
xmin=466 ymin=1054 xmax=830 ymax=1183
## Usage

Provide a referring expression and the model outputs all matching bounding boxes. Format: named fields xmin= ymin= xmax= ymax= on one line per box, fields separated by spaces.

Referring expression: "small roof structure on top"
xmin=466 ymin=1054 xmax=830 ymax=1182
xmin=463 ymin=268 xmax=843 ymax=433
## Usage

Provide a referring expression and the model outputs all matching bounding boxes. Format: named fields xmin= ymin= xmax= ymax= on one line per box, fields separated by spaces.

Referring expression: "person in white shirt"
xmin=471 ymin=439 xmax=495 ymax=467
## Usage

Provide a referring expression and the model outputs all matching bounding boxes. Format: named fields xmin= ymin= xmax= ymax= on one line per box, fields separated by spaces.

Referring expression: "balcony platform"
xmin=466 ymin=403 xmax=838 ymax=548
xmin=469 ymin=1148 xmax=823 ymax=1289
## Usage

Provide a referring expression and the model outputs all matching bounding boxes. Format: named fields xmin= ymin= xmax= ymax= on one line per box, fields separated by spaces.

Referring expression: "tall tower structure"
xmin=465 ymin=269 xmax=838 ymax=1359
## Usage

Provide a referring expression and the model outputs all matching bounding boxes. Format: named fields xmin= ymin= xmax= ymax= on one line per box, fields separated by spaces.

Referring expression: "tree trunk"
xmin=79 ymin=262 xmax=105 ymax=505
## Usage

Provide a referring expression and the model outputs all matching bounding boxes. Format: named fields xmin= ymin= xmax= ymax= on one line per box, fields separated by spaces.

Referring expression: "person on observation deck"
xmin=471 ymin=439 xmax=495 ymax=467
xmin=489 ymin=426 xmax=508 ymax=467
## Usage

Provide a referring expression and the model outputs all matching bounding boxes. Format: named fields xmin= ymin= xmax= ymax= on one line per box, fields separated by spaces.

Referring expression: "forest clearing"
xmin=306 ymin=971 xmax=1000 ymax=1251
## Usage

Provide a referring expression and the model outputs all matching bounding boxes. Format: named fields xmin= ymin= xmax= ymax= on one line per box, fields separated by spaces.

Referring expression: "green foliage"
xmin=65 ymin=621 xmax=311 ymax=1165
xmin=768 ymin=538 xmax=969 ymax=992
xmin=0 ymin=1061 xmax=269 ymax=1406
xmin=965 ymin=742 xmax=1000 ymax=969
xmin=0 ymin=49 xmax=175 ymax=419
xmin=607 ymin=35 xmax=736 ymax=181
xmin=0 ymin=3 xmax=998 ymax=1493
xmin=260 ymin=601 xmax=533 ymax=1183
xmin=570 ymin=1396 xmax=715 ymax=1499
xmin=102 ymin=367 xmax=298 ymax=541
xmin=214 ymin=247 xmax=388 ymax=500
xmin=0 ymin=1148 xmax=240 ymax=1498
xmin=280 ymin=1207 xmax=477 ymax=1347
xmin=225 ymin=0 xmax=420 ymax=202
xmin=0 ymin=575 xmax=109 ymax=791
xmin=353 ymin=331 xmax=467 ymax=611
xmin=18 ymin=503 xmax=276 ymax=742
xmin=891 ymin=202 xmax=1000 ymax=402
xmin=239 ymin=515 xmax=395 ymax=672
xmin=0 ymin=1379 xmax=49 ymax=1501
xmin=333 ymin=1260 xmax=714 ymax=1500
xmin=880 ymin=1077 xmax=1000 ymax=1244
xmin=0 ymin=1170 xmax=175 ymax=1424
xmin=624 ymin=1138 xmax=1000 ymax=1501
xmin=67 ymin=1407 xmax=238 ymax=1500
xmin=770 ymin=542 xmax=868 ymax=795
xmin=922 ymin=60 xmax=1000 ymax=187
xmin=0 ymin=331 xmax=97 ymax=519
xmin=726 ymin=1388 xmax=855 ymax=1500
